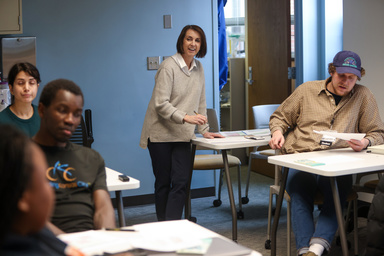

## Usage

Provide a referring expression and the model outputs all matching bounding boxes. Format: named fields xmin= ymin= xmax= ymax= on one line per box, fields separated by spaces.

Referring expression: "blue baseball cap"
xmin=333 ymin=50 xmax=362 ymax=78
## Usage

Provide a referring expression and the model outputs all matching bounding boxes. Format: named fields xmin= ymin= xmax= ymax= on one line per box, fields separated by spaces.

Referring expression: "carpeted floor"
xmin=118 ymin=166 xmax=369 ymax=256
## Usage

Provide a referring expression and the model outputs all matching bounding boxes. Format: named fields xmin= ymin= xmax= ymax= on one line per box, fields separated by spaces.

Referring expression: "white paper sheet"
xmin=313 ymin=130 xmax=366 ymax=141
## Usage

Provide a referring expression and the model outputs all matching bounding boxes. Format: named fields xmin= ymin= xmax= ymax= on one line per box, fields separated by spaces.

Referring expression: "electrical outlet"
xmin=147 ymin=56 xmax=160 ymax=70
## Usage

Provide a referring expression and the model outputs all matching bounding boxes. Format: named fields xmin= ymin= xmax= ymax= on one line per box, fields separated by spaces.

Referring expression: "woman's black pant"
xmin=148 ymin=140 xmax=192 ymax=221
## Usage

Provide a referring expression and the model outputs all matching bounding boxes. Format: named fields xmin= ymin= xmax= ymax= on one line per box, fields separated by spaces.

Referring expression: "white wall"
xmin=343 ymin=0 xmax=384 ymax=202
xmin=343 ymin=0 xmax=384 ymax=117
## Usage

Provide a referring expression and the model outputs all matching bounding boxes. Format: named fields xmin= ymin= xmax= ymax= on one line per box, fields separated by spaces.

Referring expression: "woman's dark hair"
xmin=176 ymin=25 xmax=207 ymax=58
xmin=0 ymin=124 xmax=33 ymax=241
xmin=7 ymin=62 xmax=41 ymax=86
xmin=39 ymin=78 xmax=84 ymax=107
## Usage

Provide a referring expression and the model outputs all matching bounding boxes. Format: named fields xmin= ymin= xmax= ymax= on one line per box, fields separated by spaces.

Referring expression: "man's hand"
xmin=203 ymin=132 xmax=225 ymax=139
xmin=269 ymin=130 xmax=285 ymax=149
xmin=183 ymin=114 xmax=208 ymax=125
xmin=46 ymin=221 xmax=65 ymax=235
xmin=348 ymin=138 xmax=370 ymax=152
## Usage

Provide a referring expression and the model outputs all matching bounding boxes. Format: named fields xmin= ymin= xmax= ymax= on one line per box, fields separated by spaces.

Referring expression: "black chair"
xmin=69 ymin=109 xmax=94 ymax=148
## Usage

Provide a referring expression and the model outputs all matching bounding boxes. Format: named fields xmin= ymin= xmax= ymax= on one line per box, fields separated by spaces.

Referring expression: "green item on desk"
xmin=176 ymin=238 xmax=212 ymax=255
xmin=295 ymin=159 xmax=325 ymax=166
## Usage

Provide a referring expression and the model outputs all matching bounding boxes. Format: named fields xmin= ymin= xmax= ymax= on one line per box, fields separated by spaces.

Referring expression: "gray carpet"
xmin=118 ymin=166 xmax=368 ymax=256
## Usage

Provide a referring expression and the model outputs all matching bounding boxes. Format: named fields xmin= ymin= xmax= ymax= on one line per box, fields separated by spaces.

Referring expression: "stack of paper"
xmin=313 ymin=130 xmax=366 ymax=141
xmin=58 ymin=220 xmax=254 ymax=256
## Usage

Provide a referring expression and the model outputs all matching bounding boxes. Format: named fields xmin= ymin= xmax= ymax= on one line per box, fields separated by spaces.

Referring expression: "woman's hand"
xmin=183 ymin=114 xmax=208 ymax=125
xmin=203 ymin=132 xmax=225 ymax=139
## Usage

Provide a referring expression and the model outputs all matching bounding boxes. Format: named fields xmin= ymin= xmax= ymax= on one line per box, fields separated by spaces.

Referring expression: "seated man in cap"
xmin=269 ymin=51 xmax=384 ymax=256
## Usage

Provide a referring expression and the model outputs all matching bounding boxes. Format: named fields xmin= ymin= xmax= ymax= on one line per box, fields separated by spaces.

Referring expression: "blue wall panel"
xmin=20 ymin=0 xmax=218 ymax=197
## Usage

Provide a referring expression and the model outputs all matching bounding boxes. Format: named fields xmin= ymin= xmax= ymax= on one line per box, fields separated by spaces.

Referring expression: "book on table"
xmin=368 ymin=144 xmax=384 ymax=155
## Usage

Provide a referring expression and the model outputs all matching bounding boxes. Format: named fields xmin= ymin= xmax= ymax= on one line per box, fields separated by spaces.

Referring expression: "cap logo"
xmin=342 ymin=57 xmax=357 ymax=68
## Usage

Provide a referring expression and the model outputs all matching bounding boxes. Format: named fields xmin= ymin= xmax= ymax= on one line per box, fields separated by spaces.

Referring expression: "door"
xmin=246 ymin=0 xmax=291 ymax=128
xmin=245 ymin=0 xmax=292 ymax=177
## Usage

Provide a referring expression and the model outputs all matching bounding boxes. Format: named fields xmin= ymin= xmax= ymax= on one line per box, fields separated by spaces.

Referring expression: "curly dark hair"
xmin=39 ymin=79 xmax=84 ymax=107
xmin=0 ymin=125 xmax=33 ymax=242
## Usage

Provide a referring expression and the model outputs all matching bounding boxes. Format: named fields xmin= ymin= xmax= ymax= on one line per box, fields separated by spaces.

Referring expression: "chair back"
xmin=69 ymin=109 xmax=94 ymax=148
xmin=195 ymin=108 xmax=220 ymax=151
xmin=252 ymin=104 xmax=280 ymax=129
xmin=206 ymin=108 xmax=220 ymax=132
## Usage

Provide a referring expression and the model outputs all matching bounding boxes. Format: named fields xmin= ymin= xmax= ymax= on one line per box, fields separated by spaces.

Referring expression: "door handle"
xmin=247 ymin=66 xmax=254 ymax=85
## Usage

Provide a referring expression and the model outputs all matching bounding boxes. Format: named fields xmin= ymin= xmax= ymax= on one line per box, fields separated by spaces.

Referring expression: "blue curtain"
xmin=218 ymin=0 xmax=228 ymax=91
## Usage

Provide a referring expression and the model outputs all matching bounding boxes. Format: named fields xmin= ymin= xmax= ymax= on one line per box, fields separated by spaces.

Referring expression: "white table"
xmin=268 ymin=148 xmax=384 ymax=256
xmin=106 ymin=167 xmax=140 ymax=227
xmin=188 ymin=133 xmax=271 ymax=242
xmin=59 ymin=219 xmax=262 ymax=256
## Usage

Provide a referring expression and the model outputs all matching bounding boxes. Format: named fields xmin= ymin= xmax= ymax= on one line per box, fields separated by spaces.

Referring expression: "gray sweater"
xmin=139 ymin=54 xmax=209 ymax=149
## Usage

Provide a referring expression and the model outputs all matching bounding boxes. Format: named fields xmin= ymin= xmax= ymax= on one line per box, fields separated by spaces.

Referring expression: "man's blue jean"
xmin=286 ymin=168 xmax=352 ymax=255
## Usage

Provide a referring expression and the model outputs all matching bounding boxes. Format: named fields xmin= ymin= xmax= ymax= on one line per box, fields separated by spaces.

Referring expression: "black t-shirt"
xmin=39 ymin=142 xmax=107 ymax=233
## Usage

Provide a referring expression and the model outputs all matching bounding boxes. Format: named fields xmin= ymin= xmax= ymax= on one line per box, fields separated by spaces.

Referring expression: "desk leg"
xmin=115 ymin=190 xmax=126 ymax=227
xmin=221 ymin=150 xmax=238 ymax=242
xmin=185 ymin=144 xmax=196 ymax=220
xmin=271 ymin=167 xmax=288 ymax=256
xmin=330 ymin=177 xmax=348 ymax=256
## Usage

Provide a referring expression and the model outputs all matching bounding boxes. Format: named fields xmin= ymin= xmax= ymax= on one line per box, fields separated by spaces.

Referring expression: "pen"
xmin=103 ymin=228 xmax=136 ymax=232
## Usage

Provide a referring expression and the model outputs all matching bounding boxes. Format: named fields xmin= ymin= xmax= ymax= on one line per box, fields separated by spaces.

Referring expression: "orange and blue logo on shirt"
xmin=342 ymin=57 xmax=358 ymax=68
xmin=46 ymin=161 xmax=90 ymax=189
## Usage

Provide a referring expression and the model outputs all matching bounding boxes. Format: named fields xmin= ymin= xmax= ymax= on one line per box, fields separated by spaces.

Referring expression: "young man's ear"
xmin=18 ymin=191 xmax=31 ymax=213
xmin=37 ymin=102 xmax=45 ymax=118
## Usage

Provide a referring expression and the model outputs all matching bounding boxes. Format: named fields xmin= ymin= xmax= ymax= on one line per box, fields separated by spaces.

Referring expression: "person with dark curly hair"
xmin=33 ymin=79 xmax=115 ymax=235
xmin=0 ymin=124 xmax=83 ymax=255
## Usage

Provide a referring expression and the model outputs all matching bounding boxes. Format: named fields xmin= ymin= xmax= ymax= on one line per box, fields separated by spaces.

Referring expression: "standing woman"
xmin=0 ymin=62 xmax=41 ymax=137
xmin=140 ymin=25 xmax=223 ymax=221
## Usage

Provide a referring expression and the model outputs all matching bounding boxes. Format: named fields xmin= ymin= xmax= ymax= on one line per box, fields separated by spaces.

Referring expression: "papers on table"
xmin=58 ymin=220 xmax=218 ymax=256
xmin=220 ymin=129 xmax=270 ymax=137
xmin=199 ymin=136 xmax=270 ymax=145
xmin=313 ymin=130 xmax=366 ymax=141
xmin=295 ymin=155 xmax=362 ymax=166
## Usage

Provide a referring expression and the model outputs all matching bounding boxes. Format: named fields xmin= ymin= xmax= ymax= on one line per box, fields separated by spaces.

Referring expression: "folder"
xmin=367 ymin=144 xmax=384 ymax=155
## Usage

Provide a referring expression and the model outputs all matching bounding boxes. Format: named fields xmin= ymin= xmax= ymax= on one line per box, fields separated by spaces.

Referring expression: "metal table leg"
xmin=330 ymin=177 xmax=348 ymax=256
xmin=221 ymin=150 xmax=238 ymax=242
xmin=115 ymin=190 xmax=125 ymax=227
xmin=271 ymin=167 xmax=288 ymax=256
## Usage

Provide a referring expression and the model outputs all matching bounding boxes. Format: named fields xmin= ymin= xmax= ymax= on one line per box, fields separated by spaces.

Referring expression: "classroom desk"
xmin=268 ymin=148 xmax=384 ymax=256
xmin=106 ymin=167 xmax=140 ymax=227
xmin=59 ymin=219 xmax=262 ymax=256
xmin=187 ymin=132 xmax=270 ymax=242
